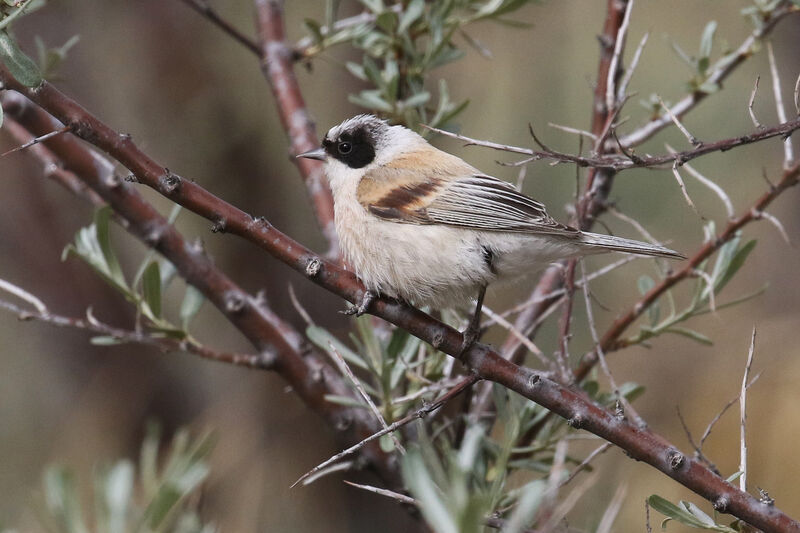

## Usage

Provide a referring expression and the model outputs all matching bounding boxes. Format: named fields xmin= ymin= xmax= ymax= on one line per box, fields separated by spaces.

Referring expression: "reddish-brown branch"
xmin=0 ymin=296 xmax=270 ymax=369
xmin=575 ymin=160 xmax=800 ymax=381
xmin=501 ymin=1 xmax=797 ymax=372
xmin=177 ymin=0 xmax=261 ymax=55
xmin=5 ymin=73 xmax=799 ymax=532
xmin=0 ymin=88 xmax=398 ymax=486
xmin=253 ymin=0 xmax=338 ymax=254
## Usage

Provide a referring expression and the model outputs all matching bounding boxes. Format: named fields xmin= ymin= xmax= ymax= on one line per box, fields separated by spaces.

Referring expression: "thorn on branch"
xmin=104 ymin=172 xmax=122 ymax=189
xmin=713 ymin=496 xmax=729 ymax=512
xmin=211 ymin=217 xmax=227 ymax=233
xmin=758 ymin=488 xmax=775 ymax=506
xmin=224 ymin=290 xmax=246 ymax=313
xmin=567 ymin=413 xmax=585 ymax=428
xmin=667 ymin=450 xmax=685 ymax=470
xmin=305 ymin=256 xmax=322 ymax=278
xmin=748 ymin=76 xmax=764 ymax=129
xmin=160 ymin=169 xmax=181 ymax=194
xmin=657 ymin=95 xmax=702 ymax=147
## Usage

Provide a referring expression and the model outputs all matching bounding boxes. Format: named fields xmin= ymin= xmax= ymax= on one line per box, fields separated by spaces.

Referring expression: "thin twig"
xmin=345 ymin=481 xmax=539 ymax=533
xmin=658 ymin=95 xmax=701 ymax=146
xmin=617 ymin=31 xmax=649 ymax=102
xmin=740 ymin=328 xmax=756 ymax=492
xmin=481 ymin=305 xmax=547 ymax=364
xmin=596 ymin=484 xmax=627 ymax=533
xmin=344 ymin=481 xmax=415 ymax=505
xmin=424 ymin=117 xmax=800 ymax=171
xmin=671 ymin=162 xmax=700 ymax=215
xmin=767 ymin=41 xmax=795 ymax=169
xmin=0 ymin=126 xmax=70 ymax=157
xmin=0 ymin=296 xmax=271 ymax=369
xmin=793 ymin=71 xmax=800 ymax=115
xmin=547 ymin=122 xmax=596 ymax=141
xmin=0 ymin=277 xmax=48 ymax=314
xmin=666 ymin=144 xmax=734 ymax=219
xmin=580 ymin=262 xmax=643 ymax=427
xmin=178 ymin=0 xmax=260 ymax=54
xmin=328 ymin=342 xmax=405 ymax=454
xmin=291 ymin=374 xmax=478 ymax=488
xmin=748 ymin=76 xmax=764 ymax=129
xmin=619 ymin=5 xmax=796 ymax=148
xmin=756 ymin=210 xmax=792 ymax=245
xmin=605 ymin=0 xmax=635 ymax=112
xmin=698 ymin=371 xmax=762 ymax=450
xmin=558 ymin=442 xmax=612 ymax=489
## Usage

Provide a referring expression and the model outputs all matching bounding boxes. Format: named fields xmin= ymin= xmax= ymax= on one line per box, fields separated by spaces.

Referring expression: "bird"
xmin=298 ymin=114 xmax=684 ymax=353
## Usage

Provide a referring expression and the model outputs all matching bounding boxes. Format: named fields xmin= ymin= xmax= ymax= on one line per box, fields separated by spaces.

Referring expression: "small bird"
xmin=299 ymin=114 xmax=683 ymax=351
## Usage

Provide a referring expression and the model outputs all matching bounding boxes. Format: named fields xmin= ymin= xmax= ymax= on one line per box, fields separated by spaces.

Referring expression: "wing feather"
xmin=357 ymin=154 xmax=577 ymax=236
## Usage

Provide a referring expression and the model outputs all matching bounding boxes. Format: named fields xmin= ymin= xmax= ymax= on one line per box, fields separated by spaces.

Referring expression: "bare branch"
xmin=0 ymin=125 xmax=70 ymax=157
xmin=292 ymin=375 xmax=478 ymax=488
xmin=425 ymin=118 xmax=800 ymax=171
xmin=558 ymin=442 xmax=612 ymax=489
xmin=671 ymin=161 xmax=700 ymax=214
xmin=740 ymin=328 xmax=756 ymax=492
xmin=0 ymin=295 xmax=270 ymax=368
xmin=605 ymin=0 xmax=635 ymax=112
xmin=253 ymin=0 xmax=338 ymax=253
xmin=5 ymin=65 xmax=800 ymax=532
xmin=658 ymin=95 xmax=701 ymax=147
xmin=617 ymin=32 xmax=649 ymax=101
xmin=666 ymin=144 xmax=735 ymax=219
xmin=0 ymin=277 xmax=48 ymax=314
xmin=748 ymin=76 xmax=764 ymax=129
xmin=177 ymin=0 xmax=260 ymax=55
xmin=768 ymin=41 xmax=795 ymax=168
xmin=619 ymin=5 xmax=798 ymax=147
xmin=328 ymin=342 xmax=405 ymax=454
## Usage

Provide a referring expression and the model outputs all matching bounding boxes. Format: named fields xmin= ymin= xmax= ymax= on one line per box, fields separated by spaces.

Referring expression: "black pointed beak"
xmin=296 ymin=147 xmax=326 ymax=161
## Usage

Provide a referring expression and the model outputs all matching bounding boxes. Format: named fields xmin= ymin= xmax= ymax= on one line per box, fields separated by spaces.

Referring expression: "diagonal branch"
xmin=0 ymin=87 xmax=399 ymax=486
xmin=0 ymin=294 xmax=269 ymax=369
xmin=253 ymin=0 xmax=338 ymax=254
xmin=4 ymin=72 xmax=800 ymax=533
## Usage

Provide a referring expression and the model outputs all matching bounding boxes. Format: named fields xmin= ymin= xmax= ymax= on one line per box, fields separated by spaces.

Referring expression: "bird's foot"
xmin=341 ymin=290 xmax=376 ymax=317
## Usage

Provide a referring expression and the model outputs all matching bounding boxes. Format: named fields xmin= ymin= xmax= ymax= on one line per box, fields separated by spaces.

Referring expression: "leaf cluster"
xmin=33 ymin=425 xmax=216 ymax=533
xmin=302 ymin=0 xmax=537 ymax=130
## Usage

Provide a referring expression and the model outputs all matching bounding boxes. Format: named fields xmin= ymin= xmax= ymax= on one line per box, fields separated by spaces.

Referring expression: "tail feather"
xmin=579 ymin=231 xmax=685 ymax=260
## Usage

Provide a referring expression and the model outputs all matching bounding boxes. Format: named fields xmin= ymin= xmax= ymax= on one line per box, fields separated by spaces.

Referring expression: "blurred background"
xmin=1 ymin=1 xmax=799 ymax=531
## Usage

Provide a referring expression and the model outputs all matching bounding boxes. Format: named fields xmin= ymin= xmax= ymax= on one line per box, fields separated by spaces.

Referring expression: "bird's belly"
xmin=337 ymin=211 xmax=492 ymax=307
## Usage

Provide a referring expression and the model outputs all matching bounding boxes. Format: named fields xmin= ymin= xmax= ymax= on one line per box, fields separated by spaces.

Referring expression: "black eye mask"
xmin=323 ymin=127 xmax=376 ymax=169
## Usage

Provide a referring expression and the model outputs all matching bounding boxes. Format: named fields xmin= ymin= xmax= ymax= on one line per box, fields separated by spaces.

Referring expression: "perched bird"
xmin=299 ymin=114 xmax=683 ymax=351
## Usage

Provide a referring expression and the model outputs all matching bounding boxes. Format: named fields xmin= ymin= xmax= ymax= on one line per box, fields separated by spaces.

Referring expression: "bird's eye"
xmin=338 ymin=142 xmax=352 ymax=154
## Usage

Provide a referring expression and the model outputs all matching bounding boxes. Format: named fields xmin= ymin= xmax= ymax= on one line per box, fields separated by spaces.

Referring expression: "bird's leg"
xmin=341 ymin=290 xmax=376 ymax=317
xmin=459 ymin=285 xmax=487 ymax=357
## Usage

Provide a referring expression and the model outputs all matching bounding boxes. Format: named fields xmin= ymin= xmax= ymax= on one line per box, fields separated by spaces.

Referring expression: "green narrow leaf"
xmin=307 ymin=325 xmax=370 ymax=370
xmin=699 ymin=20 xmax=717 ymax=61
xmin=666 ymin=327 xmax=713 ymax=346
xmin=503 ymin=480 xmax=547 ymax=533
xmin=42 ymin=466 xmax=90 ymax=533
xmin=0 ymin=30 xmax=42 ymax=87
xmin=714 ymin=240 xmax=756 ymax=295
xmin=402 ymin=450 xmax=459 ymax=533
xmin=398 ymin=0 xmax=425 ymax=33
xmin=142 ymin=261 xmax=162 ymax=319
xmin=94 ymin=206 xmax=127 ymax=288
xmin=103 ymin=461 xmax=134 ymax=533
xmin=179 ymin=285 xmax=205 ymax=330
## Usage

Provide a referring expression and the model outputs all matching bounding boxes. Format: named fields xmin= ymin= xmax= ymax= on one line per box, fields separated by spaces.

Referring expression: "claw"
xmin=458 ymin=285 xmax=487 ymax=358
xmin=341 ymin=290 xmax=376 ymax=317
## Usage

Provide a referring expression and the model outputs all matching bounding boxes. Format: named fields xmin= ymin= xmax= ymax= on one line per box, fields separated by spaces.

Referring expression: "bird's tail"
xmin=578 ymin=231 xmax=685 ymax=260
